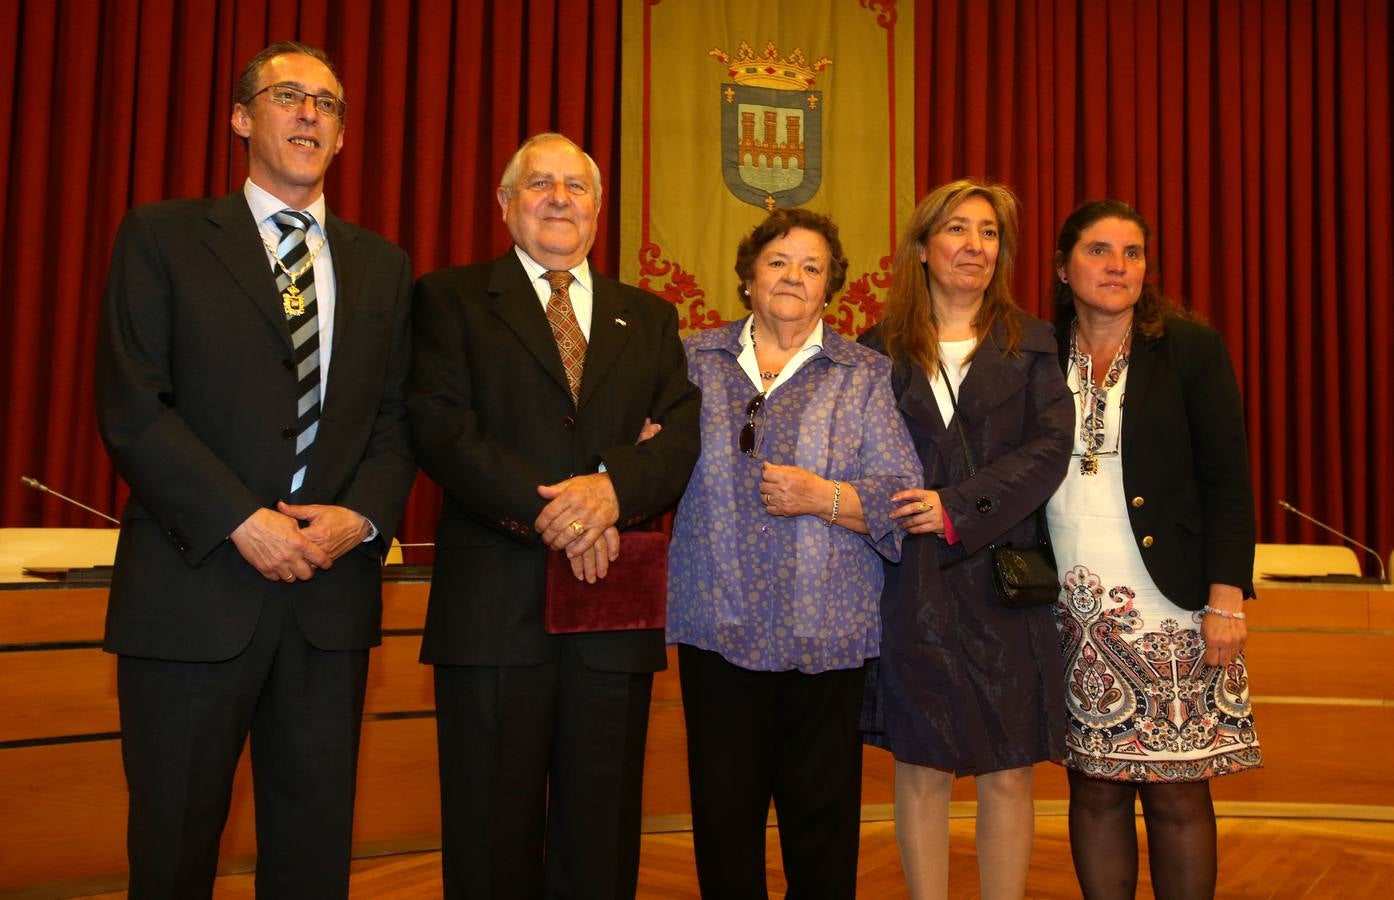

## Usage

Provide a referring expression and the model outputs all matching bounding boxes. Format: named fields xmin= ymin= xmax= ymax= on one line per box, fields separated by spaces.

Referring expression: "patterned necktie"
xmin=273 ymin=209 xmax=321 ymax=494
xmin=543 ymin=270 xmax=587 ymax=404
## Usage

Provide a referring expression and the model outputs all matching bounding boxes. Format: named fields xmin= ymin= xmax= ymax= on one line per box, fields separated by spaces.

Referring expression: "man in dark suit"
xmin=95 ymin=41 xmax=415 ymax=898
xmin=409 ymin=132 xmax=700 ymax=899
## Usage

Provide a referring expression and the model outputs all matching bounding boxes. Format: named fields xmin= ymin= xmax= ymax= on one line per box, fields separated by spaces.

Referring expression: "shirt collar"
xmin=513 ymin=246 xmax=592 ymax=297
xmin=742 ymin=315 xmax=825 ymax=358
xmin=244 ymin=178 xmax=328 ymax=234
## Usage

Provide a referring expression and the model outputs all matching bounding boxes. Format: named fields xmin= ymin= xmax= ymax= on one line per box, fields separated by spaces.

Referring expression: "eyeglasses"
xmin=739 ymin=392 xmax=766 ymax=458
xmin=252 ymin=83 xmax=347 ymax=120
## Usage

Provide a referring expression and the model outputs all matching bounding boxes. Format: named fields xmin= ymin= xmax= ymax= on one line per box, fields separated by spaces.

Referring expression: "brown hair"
xmin=879 ymin=179 xmax=1023 ymax=374
xmin=232 ymin=42 xmax=344 ymax=146
xmin=733 ymin=208 xmax=848 ymax=309
xmin=1051 ymin=199 xmax=1183 ymax=340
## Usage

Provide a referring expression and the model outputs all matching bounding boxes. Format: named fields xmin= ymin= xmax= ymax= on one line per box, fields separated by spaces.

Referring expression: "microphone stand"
xmin=1277 ymin=499 xmax=1388 ymax=584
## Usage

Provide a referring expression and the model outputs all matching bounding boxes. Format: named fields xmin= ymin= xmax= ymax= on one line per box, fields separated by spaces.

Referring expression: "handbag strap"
xmin=938 ymin=361 xmax=977 ymax=477
xmin=937 ymin=361 xmax=1051 ymax=549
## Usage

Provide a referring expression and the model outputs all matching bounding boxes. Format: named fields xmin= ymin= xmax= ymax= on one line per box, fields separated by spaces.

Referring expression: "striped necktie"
xmin=273 ymin=210 xmax=321 ymax=495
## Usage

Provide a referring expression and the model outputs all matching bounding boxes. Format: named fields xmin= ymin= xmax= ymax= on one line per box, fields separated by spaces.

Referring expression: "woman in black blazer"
xmin=1045 ymin=199 xmax=1262 ymax=899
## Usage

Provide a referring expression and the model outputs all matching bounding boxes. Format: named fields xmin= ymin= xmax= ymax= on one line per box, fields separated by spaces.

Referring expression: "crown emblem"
xmin=709 ymin=41 xmax=832 ymax=90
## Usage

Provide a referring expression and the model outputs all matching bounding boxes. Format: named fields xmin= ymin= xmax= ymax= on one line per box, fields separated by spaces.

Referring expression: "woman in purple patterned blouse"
xmin=666 ymin=208 xmax=921 ymax=898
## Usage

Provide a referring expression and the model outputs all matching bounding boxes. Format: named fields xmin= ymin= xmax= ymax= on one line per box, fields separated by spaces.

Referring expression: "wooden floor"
xmin=77 ymin=815 xmax=1394 ymax=898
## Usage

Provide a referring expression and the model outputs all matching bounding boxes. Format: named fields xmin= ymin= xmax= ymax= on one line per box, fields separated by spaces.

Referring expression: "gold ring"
xmin=570 ymin=521 xmax=586 ymax=536
xmin=917 ymin=500 xmax=930 ymax=512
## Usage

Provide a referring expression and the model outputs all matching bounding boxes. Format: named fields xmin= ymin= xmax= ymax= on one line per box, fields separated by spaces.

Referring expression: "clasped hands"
xmin=535 ymin=473 xmax=620 ymax=584
xmin=532 ymin=418 xmax=662 ymax=584
xmin=231 ymin=502 xmax=370 ymax=583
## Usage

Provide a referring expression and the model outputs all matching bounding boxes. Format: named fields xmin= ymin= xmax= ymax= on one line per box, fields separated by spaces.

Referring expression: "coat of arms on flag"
xmin=711 ymin=42 xmax=830 ymax=211
xmin=620 ymin=1 xmax=914 ymax=336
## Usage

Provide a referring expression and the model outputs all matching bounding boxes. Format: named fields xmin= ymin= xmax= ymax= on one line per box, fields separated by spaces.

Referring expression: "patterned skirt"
xmin=1055 ymin=563 xmax=1263 ymax=782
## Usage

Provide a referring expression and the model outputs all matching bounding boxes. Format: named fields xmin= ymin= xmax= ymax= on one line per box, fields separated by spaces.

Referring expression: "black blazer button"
xmin=1141 ymin=535 xmax=1155 ymax=548
xmin=281 ymin=428 xmax=296 ymax=439
xmin=282 ymin=358 xmax=295 ymax=371
xmin=562 ymin=415 xmax=576 ymax=430
xmin=976 ymin=496 xmax=993 ymax=514
xmin=1131 ymin=496 xmax=1145 ymax=508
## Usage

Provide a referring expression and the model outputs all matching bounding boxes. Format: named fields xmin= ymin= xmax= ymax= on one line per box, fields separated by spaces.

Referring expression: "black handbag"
xmin=939 ymin=363 xmax=1060 ymax=608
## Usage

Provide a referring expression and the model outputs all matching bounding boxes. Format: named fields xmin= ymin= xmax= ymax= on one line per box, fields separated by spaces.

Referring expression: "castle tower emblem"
xmin=710 ymin=41 xmax=831 ymax=210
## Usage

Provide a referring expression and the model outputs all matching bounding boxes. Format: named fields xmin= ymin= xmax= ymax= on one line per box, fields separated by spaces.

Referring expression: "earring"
xmin=743 ymin=287 xmax=749 ymax=295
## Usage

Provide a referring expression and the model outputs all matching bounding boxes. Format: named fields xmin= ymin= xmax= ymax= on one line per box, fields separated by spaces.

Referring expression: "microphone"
xmin=1277 ymin=499 xmax=1387 ymax=583
xmin=19 ymin=475 xmax=121 ymax=526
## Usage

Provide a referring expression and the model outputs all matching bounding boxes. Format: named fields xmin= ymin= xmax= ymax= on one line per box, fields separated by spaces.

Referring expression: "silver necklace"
xmin=749 ymin=319 xmax=779 ymax=382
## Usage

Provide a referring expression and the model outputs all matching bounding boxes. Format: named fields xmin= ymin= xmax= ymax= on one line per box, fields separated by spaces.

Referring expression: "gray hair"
xmin=498 ymin=132 xmax=603 ymax=206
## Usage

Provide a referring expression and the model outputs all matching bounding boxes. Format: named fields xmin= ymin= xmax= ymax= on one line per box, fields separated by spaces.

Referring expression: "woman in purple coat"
xmin=667 ymin=208 xmax=921 ymax=898
xmin=861 ymin=180 xmax=1073 ymax=899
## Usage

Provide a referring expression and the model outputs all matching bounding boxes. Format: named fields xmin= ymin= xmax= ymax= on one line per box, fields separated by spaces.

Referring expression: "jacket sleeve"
xmin=1179 ymin=325 xmax=1257 ymax=594
xmin=95 ymin=207 xmax=262 ymax=564
xmin=334 ymin=244 xmax=418 ymax=556
xmin=596 ymin=300 xmax=702 ymax=526
xmin=407 ymin=271 xmax=556 ymax=544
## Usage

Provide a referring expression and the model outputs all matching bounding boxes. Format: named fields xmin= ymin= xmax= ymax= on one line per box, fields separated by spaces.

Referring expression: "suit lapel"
xmin=320 ymin=213 xmax=363 ymax=414
xmin=488 ymin=253 xmax=573 ymax=399
xmin=953 ymin=335 xmax=1026 ymax=430
xmin=1120 ymin=331 xmax=1160 ymax=448
xmin=203 ymin=192 xmax=293 ymax=351
xmin=577 ymin=277 xmax=631 ymax=410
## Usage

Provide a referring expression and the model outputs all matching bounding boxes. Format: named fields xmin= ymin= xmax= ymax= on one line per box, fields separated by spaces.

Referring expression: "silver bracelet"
xmin=1202 ymin=604 xmax=1246 ymax=620
xmin=826 ymin=480 xmax=841 ymax=527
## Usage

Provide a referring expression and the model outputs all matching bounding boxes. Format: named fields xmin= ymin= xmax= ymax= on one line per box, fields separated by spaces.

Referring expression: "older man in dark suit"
xmin=409 ymin=132 xmax=700 ymax=899
xmin=95 ymin=41 xmax=415 ymax=899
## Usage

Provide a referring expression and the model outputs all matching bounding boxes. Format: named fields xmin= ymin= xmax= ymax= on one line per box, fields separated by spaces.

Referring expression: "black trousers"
xmin=433 ymin=640 xmax=654 ymax=900
xmin=677 ymin=644 xmax=867 ymax=900
xmin=117 ymin=591 xmax=369 ymax=900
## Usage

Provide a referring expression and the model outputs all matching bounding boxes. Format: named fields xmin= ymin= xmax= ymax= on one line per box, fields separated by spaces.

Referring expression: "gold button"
xmin=1141 ymin=535 xmax=1154 ymax=548
xmin=1131 ymin=496 xmax=1145 ymax=507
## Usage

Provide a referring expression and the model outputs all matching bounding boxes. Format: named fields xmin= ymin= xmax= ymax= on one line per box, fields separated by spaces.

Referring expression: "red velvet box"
xmin=543 ymin=531 xmax=669 ymax=633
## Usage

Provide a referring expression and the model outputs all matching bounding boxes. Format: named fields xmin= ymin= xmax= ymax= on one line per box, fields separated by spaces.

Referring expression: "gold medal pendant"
xmin=282 ymin=284 xmax=307 ymax=319
xmin=1080 ymin=454 xmax=1099 ymax=476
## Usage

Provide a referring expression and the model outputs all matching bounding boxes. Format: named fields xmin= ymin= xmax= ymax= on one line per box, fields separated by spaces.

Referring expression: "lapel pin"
xmin=614 ymin=317 xmax=628 ymax=326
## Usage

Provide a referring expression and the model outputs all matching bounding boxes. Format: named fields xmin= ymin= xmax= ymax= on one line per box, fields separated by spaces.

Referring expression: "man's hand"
xmin=231 ymin=507 xmax=332 ymax=582
xmin=535 ymin=473 xmax=620 ymax=554
xmin=277 ymin=501 xmax=372 ymax=563
xmin=1201 ymin=583 xmax=1248 ymax=667
xmin=568 ymin=526 xmax=620 ymax=583
xmin=636 ymin=417 xmax=662 ymax=443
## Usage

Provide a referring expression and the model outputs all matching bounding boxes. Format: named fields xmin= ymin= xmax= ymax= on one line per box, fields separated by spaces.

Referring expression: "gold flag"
xmin=620 ymin=0 xmax=915 ymax=336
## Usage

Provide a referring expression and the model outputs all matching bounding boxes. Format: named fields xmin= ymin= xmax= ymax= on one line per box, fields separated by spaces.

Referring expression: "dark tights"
xmin=1067 ymin=769 xmax=1218 ymax=900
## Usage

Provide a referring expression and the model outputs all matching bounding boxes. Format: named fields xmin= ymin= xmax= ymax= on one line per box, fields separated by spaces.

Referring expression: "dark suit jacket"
xmin=1058 ymin=315 xmax=1257 ymax=608
xmin=96 ymin=190 xmax=417 ymax=661
xmin=409 ymin=251 xmax=701 ymax=673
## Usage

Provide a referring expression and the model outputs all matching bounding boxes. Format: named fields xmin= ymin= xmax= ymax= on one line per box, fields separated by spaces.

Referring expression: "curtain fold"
xmin=0 ymin=0 xmax=623 ymax=550
xmin=1 ymin=0 xmax=1390 ymax=566
xmin=916 ymin=0 xmax=1393 ymax=566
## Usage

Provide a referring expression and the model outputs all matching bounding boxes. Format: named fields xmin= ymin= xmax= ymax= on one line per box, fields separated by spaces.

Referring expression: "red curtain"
xmin=916 ymin=0 xmax=1393 ymax=568
xmin=2 ymin=0 xmax=1391 ymax=568
xmin=0 ymin=0 xmax=622 ymax=549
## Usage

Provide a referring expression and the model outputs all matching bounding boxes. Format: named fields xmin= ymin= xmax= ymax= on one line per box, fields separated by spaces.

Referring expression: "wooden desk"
xmin=2 ymin=576 xmax=1390 ymax=894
